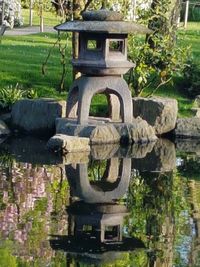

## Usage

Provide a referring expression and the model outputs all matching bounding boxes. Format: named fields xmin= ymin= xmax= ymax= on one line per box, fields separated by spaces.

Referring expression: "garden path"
xmin=4 ymin=26 xmax=55 ymax=36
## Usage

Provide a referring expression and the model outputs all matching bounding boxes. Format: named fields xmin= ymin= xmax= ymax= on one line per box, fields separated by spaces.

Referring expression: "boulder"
xmin=90 ymin=124 xmax=120 ymax=144
xmin=191 ymin=108 xmax=200 ymax=118
xmin=47 ymin=134 xmax=90 ymax=153
xmin=194 ymin=95 xmax=200 ymax=108
xmin=175 ymin=118 xmax=200 ymax=138
xmin=115 ymin=117 xmax=157 ymax=144
xmin=0 ymin=120 xmax=10 ymax=136
xmin=11 ymin=99 xmax=66 ymax=135
xmin=133 ymin=97 xmax=178 ymax=135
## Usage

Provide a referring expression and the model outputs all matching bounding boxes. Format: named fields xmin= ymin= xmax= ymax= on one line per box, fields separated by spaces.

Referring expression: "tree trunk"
xmin=148 ymin=0 xmax=182 ymax=44
xmin=39 ymin=1 xmax=44 ymax=33
xmin=29 ymin=0 xmax=33 ymax=26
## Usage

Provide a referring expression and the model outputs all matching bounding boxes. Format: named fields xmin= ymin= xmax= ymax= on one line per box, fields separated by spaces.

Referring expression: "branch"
xmin=146 ymin=77 xmax=172 ymax=97
xmin=81 ymin=0 xmax=93 ymax=13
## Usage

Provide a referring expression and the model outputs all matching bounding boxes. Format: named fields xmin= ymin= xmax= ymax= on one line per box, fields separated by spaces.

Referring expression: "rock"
xmin=56 ymin=118 xmax=156 ymax=145
xmin=82 ymin=9 xmax=123 ymax=21
xmin=90 ymin=124 xmax=120 ymax=144
xmin=115 ymin=117 xmax=157 ymax=144
xmin=130 ymin=117 xmax=157 ymax=143
xmin=194 ymin=95 xmax=200 ymax=108
xmin=47 ymin=134 xmax=90 ymax=153
xmin=0 ymin=120 xmax=10 ymax=136
xmin=11 ymin=99 xmax=66 ymax=135
xmin=191 ymin=108 xmax=200 ymax=118
xmin=133 ymin=97 xmax=178 ymax=135
xmin=0 ymin=113 xmax=11 ymax=125
xmin=132 ymin=139 xmax=176 ymax=172
xmin=175 ymin=118 xmax=200 ymax=138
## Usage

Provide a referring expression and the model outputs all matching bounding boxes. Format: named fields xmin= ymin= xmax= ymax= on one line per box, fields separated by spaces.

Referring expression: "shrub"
xmin=127 ymin=34 xmax=190 ymax=96
xmin=183 ymin=62 xmax=200 ymax=97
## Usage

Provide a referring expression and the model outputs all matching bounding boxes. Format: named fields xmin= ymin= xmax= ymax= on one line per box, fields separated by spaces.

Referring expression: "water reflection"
xmin=0 ymin=137 xmax=198 ymax=266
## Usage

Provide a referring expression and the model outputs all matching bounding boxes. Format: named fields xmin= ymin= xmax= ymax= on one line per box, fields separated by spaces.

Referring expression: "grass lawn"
xmin=22 ymin=8 xmax=63 ymax=27
xmin=0 ymin=11 xmax=199 ymax=116
xmin=0 ymin=32 xmax=71 ymax=99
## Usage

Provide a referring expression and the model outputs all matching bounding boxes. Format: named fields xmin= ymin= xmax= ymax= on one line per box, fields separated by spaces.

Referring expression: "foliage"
xmin=127 ymin=0 xmax=189 ymax=96
xmin=0 ymin=84 xmax=38 ymax=110
xmin=125 ymin=170 xmax=191 ymax=265
xmin=0 ymin=84 xmax=24 ymax=109
xmin=182 ymin=61 xmax=200 ymax=97
xmin=128 ymin=34 xmax=190 ymax=96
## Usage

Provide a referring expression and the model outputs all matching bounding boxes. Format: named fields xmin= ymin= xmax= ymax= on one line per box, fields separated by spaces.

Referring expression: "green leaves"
xmin=0 ymin=84 xmax=38 ymax=110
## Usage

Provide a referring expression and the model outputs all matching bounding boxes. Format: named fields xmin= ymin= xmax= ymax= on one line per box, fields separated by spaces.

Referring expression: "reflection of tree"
xmin=126 ymin=170 xmax=190 ymax=267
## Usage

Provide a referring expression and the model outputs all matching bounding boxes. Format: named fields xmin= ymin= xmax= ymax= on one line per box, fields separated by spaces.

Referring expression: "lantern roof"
xmin=54 ymin=9 xmax=151 ymax=34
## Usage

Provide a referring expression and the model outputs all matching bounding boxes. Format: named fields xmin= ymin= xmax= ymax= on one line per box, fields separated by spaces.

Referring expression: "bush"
xmin=127 ymin=34 xmax=190 ymax=96
xmin=183 ymin=62 xmax=200 ymax=97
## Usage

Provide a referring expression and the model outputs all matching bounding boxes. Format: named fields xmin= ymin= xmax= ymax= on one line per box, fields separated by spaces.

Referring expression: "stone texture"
xmin=90 ymin=124 xmax=120 ymax=144
xmin=132 ymin=139 xmax=176 ymax=172
xmin=11 ymin=99 xmax=66 ymax=135
xmin=0 ymin=120 xmax=10 ymax=136
xmin=133 ymin=97 xmax=178 ymax=135
xmin=55 ymin=20 xmax=152 ymax=35
xmin=176 ymin=139 xmax=200 ymax=156
xmin=65 ymin=158 xmax=131 ymax=203
xmin=82 ymin=9 xmax=123 ymax=21
xmin=91 ymin=144 xmax=119 ymax=160
xmin=191 ymin=108 xmax=200 ymax=118
xmin=194 ymin=95 xmax=200 ymax=108
xmin=0 ymin=113 xmax=11 ymax=125
xmin=115 ymin=117 xmax=157 ymax=144
xmin=63 ymin=152 xmax=90 ymax=165
xmin=56 ymin=118 xmax=157 ymax=145
xmin=175 ymin=118 xmax=200 ymax=138
xmin=47 ymin=134 xmax=90 ymax=153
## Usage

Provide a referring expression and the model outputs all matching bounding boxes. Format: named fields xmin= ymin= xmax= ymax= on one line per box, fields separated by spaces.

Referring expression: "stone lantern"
xmin=54 ymin=9 xmax=151 ymax=138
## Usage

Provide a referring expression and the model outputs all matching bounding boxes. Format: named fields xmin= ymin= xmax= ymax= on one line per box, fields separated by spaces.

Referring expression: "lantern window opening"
xmin=109 ymin=39 xmax=125 ymax=54
xmin=82 ymin=225 xmax=93 ymax=231
xmin=87 ymin=39 xmax=102 ymax=51
xmin=104 ymin=225 xmax=120 ymax=241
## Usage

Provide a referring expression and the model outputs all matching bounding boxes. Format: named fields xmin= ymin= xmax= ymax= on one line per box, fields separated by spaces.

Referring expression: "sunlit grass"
xmin=0 ymin=33 xmax=72 ymax=99
xmin=21 ymin=8 xmax=63 ymax=27
xmin=0 ymin=14 xmax=199 ymax=116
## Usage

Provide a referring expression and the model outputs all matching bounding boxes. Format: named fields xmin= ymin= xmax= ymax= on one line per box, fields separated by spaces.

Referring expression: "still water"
xmin=0 ymin=136 xmax=200 ymax=267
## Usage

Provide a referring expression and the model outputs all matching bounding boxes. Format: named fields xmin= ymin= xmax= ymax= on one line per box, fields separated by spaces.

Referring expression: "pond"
xmin=0 ymin=136 xmax=200 ymax=267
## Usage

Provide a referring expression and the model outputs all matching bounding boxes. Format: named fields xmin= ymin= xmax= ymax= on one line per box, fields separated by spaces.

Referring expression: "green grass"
xmin=0 ymin=15 xmax=199 ymax=117
xmin=21 ymin=8 xmax=62 ymax=27
xmin=0 ymin=32 xmax=71 ymax=100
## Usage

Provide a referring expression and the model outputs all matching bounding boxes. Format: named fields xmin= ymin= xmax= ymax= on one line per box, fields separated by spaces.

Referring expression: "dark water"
xmin=0 ymin=136 xmax=200 ymax=266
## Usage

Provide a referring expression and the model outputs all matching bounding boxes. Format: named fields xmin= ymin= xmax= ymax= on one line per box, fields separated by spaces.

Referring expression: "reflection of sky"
xmin=176 ymin=157 xmax=184 ymax=167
